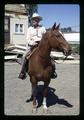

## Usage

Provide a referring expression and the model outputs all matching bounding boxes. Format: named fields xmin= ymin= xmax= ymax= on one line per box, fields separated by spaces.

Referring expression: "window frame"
xmin=14 ymin=23 xmax=24 ymax=34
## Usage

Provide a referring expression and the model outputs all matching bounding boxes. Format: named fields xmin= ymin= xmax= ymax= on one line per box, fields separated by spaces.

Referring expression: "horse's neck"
xmin=38 ymin=37 xmax=51 ymax=58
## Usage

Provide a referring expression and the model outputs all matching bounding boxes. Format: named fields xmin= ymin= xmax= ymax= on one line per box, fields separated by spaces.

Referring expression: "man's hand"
xmin=35 ymin=41 xmax=40 ymax=44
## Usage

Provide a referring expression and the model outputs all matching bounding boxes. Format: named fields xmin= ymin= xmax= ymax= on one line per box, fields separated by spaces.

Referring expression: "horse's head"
xmin=47 ymin=23 xmax=72 ymax=56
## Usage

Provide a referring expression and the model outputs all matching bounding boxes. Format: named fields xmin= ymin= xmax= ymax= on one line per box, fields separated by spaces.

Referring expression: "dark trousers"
xmin=20 ymin=57 xmax=27 ymax=74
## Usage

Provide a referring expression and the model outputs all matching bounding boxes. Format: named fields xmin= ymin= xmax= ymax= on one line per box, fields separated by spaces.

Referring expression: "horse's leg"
xmin=26 ymin=76 xmax=33 ymax=102
xmin=31 ymin=76 xmax=38 ymax=112
xmin=42 ymin=80 xmax=50 ymax=110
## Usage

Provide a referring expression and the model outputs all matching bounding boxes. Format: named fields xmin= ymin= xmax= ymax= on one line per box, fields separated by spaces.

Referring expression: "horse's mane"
xmin=40 ymin=30 xmax=49 ymax=44
xmin=46 ymin=28 xmax=51 ymax=31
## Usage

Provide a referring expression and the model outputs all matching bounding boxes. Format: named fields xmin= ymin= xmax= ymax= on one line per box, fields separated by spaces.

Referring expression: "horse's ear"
xmin=56 ymin=23 xmax=60 ymax=30
xmin=52 ymin=22 xmax=56 ymax=30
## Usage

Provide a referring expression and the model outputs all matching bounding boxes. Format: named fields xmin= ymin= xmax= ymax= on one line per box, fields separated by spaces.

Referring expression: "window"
xmin=20 ymin=24 xmax=23 ymax=33
xmin=15 ymin=23 xmax=24 ymax=34
xmin=15 ymin=24 xmax=19 ymax=32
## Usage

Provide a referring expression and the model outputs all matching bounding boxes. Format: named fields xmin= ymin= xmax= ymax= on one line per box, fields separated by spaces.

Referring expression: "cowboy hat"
xmin=31 ymin=13 xmax=42 ymax=21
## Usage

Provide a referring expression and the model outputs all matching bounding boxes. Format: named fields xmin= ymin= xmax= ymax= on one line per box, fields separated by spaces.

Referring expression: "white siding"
xmin=63 ymin=33 xmax=80 ymax=44
xmin=10 ymin=15 xmax=28 ymax=45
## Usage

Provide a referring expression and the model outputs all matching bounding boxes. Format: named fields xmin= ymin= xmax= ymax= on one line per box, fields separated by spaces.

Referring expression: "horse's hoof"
xmin=32 ymin=107 xmax=37 ymax=113
xmin=43 ymin=105 xmax=48 ymax=114
xmin=43 ymin=108 xmax=48 ymax=114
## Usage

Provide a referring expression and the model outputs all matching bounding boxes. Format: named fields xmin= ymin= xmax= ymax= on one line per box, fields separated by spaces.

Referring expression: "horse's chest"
xmin=40 ymin=58 xmax=51 ymax=67
xmin=28 ymin=55 xmax=52 ymax=79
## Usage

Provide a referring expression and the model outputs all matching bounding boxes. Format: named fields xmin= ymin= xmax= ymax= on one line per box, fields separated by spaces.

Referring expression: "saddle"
xmin=26 ymin=44 xmax=38 ymax=60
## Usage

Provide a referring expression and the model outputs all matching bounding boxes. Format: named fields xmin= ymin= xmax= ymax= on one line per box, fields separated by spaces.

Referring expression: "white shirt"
xmin=26 ymin=26 xmax=46 ymax=46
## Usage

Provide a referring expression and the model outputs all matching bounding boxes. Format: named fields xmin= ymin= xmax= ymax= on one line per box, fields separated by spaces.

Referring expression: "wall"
xmin=10 ymin=15 xmax=28 ymax=45
xmin=63 ymin=33 xmax=80 ymax=44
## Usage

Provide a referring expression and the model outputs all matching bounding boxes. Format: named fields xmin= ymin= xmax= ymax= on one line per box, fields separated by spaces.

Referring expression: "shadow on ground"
xmin=26 ymin=85 xmax=73 ymax=108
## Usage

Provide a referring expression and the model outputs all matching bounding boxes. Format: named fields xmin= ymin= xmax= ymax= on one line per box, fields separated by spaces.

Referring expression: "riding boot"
xmin=18 ymin=57 xmax=27 ymax=80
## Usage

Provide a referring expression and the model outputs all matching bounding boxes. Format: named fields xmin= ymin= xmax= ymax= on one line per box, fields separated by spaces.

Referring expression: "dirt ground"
xmin=4 ymin=61 xmax=80 ymax=116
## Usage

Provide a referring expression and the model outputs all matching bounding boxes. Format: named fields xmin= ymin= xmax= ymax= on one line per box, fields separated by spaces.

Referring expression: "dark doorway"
xmin=4 ymin=16 xmax=10 ymax=44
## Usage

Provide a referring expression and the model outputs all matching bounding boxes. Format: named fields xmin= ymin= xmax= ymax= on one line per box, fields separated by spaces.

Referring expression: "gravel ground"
xmin=4 ymin=61 xmax=80 ymax=116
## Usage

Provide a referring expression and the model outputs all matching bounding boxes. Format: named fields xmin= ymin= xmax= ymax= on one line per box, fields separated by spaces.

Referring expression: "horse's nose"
xmin=63 ymin=48 xmax=72 ymax=56
xmin=68 ymin=48 xmax=72 ymax=55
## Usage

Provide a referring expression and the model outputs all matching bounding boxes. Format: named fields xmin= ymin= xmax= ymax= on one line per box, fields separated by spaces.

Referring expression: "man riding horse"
xmin=18 ymin=13 xmax=57 ymax=80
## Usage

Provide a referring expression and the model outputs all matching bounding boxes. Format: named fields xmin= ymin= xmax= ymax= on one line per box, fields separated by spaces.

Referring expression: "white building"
xmin=4 ymin=4 xmax=28 ymax=45
xmin=63 ymin=32 xmax=80 ymax=44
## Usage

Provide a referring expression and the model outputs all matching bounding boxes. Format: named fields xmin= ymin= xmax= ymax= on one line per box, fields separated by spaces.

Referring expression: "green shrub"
xmin=70 ymin=44 xmax=80 ymax=54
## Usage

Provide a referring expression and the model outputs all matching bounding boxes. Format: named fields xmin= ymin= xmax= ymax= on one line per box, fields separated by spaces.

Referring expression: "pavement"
xmin=4 ymin=61 xmax=80 ymax=116
xmin=55 ymin=60 xmax=79 ymax=64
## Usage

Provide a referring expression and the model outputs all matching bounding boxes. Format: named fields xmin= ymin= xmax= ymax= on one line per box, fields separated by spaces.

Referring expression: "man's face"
xmin=32 ymin=18 xmax=40 ymax=26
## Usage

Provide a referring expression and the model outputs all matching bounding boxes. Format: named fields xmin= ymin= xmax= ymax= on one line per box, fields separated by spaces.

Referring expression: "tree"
xmin=25 ymin=4 xmax=38 ymax=26
xmin=60 ymin=27 xmax=72 ymax=33
xmin=67 ymin=27 xmax=72 ymax=32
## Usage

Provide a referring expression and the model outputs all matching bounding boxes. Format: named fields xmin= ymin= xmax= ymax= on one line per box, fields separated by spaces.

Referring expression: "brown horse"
xmin=27 ymin=23 xmax=72 ymax=111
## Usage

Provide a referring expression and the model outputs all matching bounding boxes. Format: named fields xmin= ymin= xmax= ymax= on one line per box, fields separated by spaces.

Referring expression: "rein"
xmin=38 ymin=49 xmax=68 ymax=64
xmin=26 ymin=47 xmax=38 ymax=60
